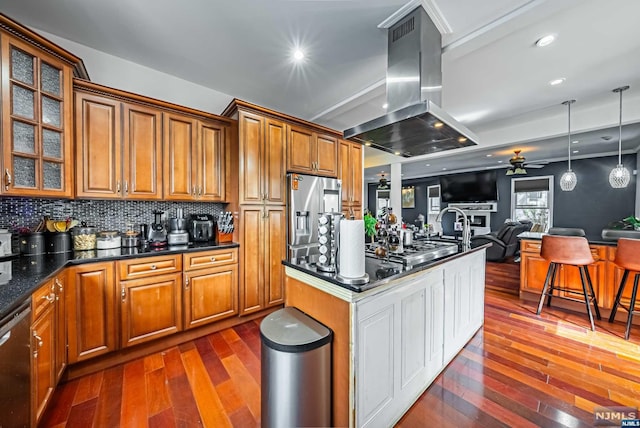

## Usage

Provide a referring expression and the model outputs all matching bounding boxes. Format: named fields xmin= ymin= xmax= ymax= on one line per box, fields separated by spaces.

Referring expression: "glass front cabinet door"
xmin=1 ymin=35 xmax=73 ymax=197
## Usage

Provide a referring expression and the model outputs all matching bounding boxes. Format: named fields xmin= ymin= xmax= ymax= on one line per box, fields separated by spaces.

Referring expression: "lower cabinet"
xmin=67 ymin=262 xmax=117 ymax=363
xmin=183 ymin=249 xmax=239 ymax=329
xmin=31 ymin=281 xmax=56 ymax=427
xmin=120 ymin=272 xmax=183 ymax=348
xmin=354 ymin=250 xmax=486 ymax=428
xmin=239 ymin=205 xmax=285 ymax=314
xmin=355 ymin=268 xmax=447 ymax=428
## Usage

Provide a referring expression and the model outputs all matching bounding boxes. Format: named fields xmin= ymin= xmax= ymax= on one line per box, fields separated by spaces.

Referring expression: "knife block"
xmin=215 ymin=227 xmax=233 ymax=244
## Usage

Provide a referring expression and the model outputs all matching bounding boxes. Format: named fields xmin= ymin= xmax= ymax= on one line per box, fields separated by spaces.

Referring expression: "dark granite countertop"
xmin=0 ymin=242 xmax=239 ymax=319
xmin=283 ymin=243 xmax=491 ymax=293
xmin=517 ymin=231 xmax=618 ymax=246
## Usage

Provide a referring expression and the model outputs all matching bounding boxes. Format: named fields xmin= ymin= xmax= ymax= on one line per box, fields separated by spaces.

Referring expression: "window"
xmin=511 ymin=176 xmax=553 ymax=232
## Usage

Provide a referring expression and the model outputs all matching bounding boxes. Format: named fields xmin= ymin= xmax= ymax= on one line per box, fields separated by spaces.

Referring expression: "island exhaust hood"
xmin=343 ymin=7 xmax=478 ymax=157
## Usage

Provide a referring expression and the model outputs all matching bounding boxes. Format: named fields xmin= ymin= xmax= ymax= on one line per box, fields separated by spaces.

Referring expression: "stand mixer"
xmin=148 ymin=210 xmax=168 ymax=248
xmin=167 ymin=208 xmax=189 ymax=246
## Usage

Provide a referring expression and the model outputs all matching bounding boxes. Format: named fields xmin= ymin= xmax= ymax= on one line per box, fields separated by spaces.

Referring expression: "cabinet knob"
xmin=199 ymin=186 xmax=203 ymax=197
xmin=116 ymin=181 xmax=121 ymax=194
xmin=185 ymin=278 xmax=189 ymax=289
xmin=124 ymin=180 xmax=129 ymax=195
xmin=42 ymin=293 xmax=55 ymax=303
xmin=4 ymin=169 xmax=11 ymax=190
xmin=192 ymin=186 xmax=197 ymax=198
xmin=33 ymin=332 xmax=43 ymax=348
xmin=150 ymin=264 xmax=157 ymax=270
xmin=210 ymin=256 xmax=216 ymax=262
xmin=121 ymin=286 xmax=126 ymax=302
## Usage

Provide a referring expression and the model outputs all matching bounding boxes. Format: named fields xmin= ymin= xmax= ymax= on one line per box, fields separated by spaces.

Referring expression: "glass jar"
xmin=72 ymin=227 xmax=97 ymax=251
xmin=96 ymin=231 xmax=121 ymax=249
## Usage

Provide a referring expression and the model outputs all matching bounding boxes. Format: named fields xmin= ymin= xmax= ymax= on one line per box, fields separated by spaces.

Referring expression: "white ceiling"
xmin=2 ymin=0 xmax=640 ymax=181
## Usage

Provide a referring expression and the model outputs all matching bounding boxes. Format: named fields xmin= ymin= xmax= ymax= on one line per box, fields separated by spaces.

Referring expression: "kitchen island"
xmin=284 ymin=245 xmax=488 ymax=427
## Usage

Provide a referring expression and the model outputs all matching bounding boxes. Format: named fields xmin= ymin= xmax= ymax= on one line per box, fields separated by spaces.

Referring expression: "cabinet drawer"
xmin=184 ymin=248 xmax=238 ymax=271
xmin=32 ymin=279 xmax=55 ymax=320
xmin=118 ymin=255 xmax=182 ymax=280
xmin=521 ymin=240 xmax=541 ymax=253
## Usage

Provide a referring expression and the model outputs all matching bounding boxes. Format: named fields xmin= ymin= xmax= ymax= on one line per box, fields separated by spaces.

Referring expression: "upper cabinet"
xmin=75 ymin=89 xmax=162 ymax=199
xmin=0 ymin=15 xmax=87 ymax=198
xmin=163 ymin=112 xmax=228 ymax=202
xmin=1 ymin=35 xmax=73 ymax=197
xmin=238 ymin=110 xmax=286 ymax=205
xmin=339 ymin=139 xmax=363 ymax=219
xmin=287 ymin=124 xmax=338 ymax=177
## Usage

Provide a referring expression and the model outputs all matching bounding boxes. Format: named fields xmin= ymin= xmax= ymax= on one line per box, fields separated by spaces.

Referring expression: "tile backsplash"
xmin=0 ymin=197 xmax=225 ymax=232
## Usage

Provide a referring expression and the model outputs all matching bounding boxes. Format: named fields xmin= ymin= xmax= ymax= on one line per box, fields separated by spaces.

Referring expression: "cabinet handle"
xmin=116 ymin=180 xmax=121 ymax=194
xmin=4 ymin=169 xmax=11 ymax=190
xmin=185 ymin=278 xmax=189 ymax=289
xmin=33 ymin=332 xmax=43 ymax=348
xmin=55 ymin=278 xmax=63 ymax=293
xmin=124 ymin=180 xmax=129 ymax=195
xmin=192 ymin=186 xmax=197 ymax=197
xmin=121 ymin=286 xmax=126 ymax=302
xmin=210 ymin=256 xmax=216 ymax=262
xmin=42 ymin=293 xmax=55 ymax=303
xmin=199 ymin=186 xmax=203 ymax=197
xmin=150 ymin=264 xmax=157 ymax=270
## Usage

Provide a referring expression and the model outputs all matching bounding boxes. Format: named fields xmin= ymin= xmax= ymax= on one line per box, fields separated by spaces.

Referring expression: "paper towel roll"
xmin=339 ymin=219 xmax=365 ymax=278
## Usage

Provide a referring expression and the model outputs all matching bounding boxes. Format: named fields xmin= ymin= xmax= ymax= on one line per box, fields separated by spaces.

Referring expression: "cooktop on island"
xmin=365 ymin=239 xmax=459 ymax=267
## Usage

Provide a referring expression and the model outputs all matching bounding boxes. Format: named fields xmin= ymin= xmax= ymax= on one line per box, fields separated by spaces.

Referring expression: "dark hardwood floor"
xmin=41 ymin=262 xmax=640 ymax=427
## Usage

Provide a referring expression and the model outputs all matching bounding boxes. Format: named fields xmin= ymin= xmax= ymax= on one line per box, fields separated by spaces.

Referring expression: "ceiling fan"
xmin=504 ymin=150 xmax=547 ymax=175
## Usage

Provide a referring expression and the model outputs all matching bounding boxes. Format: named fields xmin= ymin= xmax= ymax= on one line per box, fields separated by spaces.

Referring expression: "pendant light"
xmin=609 ymin=85 xmax=630 ymax=188
xmin=559 ymin=100 xmax=577 ymax=191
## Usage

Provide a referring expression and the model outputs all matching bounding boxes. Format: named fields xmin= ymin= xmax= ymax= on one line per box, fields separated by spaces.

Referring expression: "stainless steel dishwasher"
xmin=0 ymin=299 xmax=31 ymax=427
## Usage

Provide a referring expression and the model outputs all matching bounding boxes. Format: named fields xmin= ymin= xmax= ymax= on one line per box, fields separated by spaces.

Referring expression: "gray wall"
xmin=368 ymin=153 xmax=637 ymax=237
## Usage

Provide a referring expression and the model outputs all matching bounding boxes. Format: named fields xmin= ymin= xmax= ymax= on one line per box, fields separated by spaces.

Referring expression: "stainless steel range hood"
xmin=344 ymin=7 xmax=478 ymax=157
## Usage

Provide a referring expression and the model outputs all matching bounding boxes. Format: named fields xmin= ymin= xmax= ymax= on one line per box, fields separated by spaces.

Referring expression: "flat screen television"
xmin=440 ymin=170 xmax=498 ymax=203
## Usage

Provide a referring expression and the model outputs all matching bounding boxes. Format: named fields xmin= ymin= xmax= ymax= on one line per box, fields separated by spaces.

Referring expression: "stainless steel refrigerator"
xmin=287 ymin=173 xmax=342 ymax=264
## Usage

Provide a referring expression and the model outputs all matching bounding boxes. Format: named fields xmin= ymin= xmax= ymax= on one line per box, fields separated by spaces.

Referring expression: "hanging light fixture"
xmin=609 ymin=86 xmax=630 ymax=188
xmin=560 ymin=100 xmax=577 ymax=191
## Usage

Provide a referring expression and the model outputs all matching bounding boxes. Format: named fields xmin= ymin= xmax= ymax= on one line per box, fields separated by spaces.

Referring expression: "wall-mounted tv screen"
xmin=440 ymin=170 xmax=498 ymax=203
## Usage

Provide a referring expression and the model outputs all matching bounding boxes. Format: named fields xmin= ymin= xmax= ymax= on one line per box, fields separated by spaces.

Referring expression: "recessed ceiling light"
xmin=535 ymin=34 xmax=556 ymax=47
xmin=573 ymin=150 xmax=579 ymax=154
xmin=365 ymin=142 xmax=372 ymax=146
xmin=457 ymin=137 xmax=467 ymax=143
xmin=498 ymin=160 xmax=503 ymax=163
xmin=434 ymin=122 xmax=444 ymax=128
xmin=486 ymin=154 xmax=493 ymax=157
xmin=425 ymin=163 xmax=430 ymax=167
xmin=572 ymin=140 xmax=579 ymax=144
xmin=382 ymin=103 xmax=388 ymax=109
xmin=394 ymin=151 xmax=401 ymax=155
xmin=442 ymin=167 xmax=447 ymax=171
xmin=549 ymin=78 xmax=566 ymax=86
xmin=293 ymin=49 xmax=305 ymax=61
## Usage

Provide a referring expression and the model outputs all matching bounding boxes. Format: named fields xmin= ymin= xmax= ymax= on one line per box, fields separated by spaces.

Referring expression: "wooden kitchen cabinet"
xmin=75 ymin=89 xmax=162 ymax=199
xmin=183 ymin=249 xmax=239 ymax=329
xmin=119 ymin=272 xmax=183 ymax=347
xmin=163 ymin=112 xmax=228 ymax=201
xmin=237 ymin=110 xmax=286 ymax=205
xmin=239 ymin=205 xmax=286 ymax=314
xmin=339 ymin=139 xmax=363 ymax=219
xmin=1 ymin=34 xmax=74 ymax=197
xmin=31 ymin=280 xmax=56 ymax=427
xmin=287 ymin=123 xmax=338 ymax=177
xmin=67 ymin=262 xmax=117 ymax=363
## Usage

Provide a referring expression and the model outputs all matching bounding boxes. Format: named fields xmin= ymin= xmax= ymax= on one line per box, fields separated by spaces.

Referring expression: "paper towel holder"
xmin=336 ymin=217 xmax=370 ymax=285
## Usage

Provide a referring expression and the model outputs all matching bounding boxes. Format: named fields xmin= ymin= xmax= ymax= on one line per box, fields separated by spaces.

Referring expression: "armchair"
xmin=470 ymin=220 xmax=533 ymax=262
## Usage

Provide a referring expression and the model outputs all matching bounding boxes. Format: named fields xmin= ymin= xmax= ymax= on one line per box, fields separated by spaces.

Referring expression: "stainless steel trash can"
xmin=260 ymin=307 xmax=332 ymax=428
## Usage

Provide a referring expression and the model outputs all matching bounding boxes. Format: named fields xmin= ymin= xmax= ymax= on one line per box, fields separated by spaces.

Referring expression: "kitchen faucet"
xmin=435 ymin=207 xmax=470 ymax=250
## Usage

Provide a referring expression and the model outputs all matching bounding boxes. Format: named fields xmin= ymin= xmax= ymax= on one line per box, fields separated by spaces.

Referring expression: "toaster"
xmin=189 ymin=214 xmax=214 ymax=242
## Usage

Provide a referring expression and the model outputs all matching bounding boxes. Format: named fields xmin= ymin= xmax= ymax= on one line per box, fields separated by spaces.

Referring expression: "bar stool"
xmin=536 ymin=235 xmax=601 ymax=331
xmin=608 ymin=238 xmax=640 ymax=340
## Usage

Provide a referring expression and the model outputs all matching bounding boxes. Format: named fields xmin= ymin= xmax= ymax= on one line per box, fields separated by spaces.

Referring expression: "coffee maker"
xmin=167 ymin=208 xmax=189 ymax=246
xmin=148 ymin=210 xmax=167 ymax=248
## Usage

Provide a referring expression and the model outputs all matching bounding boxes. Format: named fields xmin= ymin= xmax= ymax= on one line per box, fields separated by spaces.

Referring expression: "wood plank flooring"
xmin=42 ymin=266 xmax=640 ymax=427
